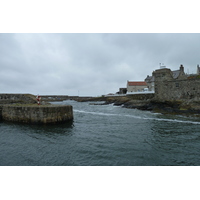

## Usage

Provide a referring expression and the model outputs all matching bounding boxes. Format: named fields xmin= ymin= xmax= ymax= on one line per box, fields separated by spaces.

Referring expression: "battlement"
xmin=153 ymin=68 xmax=173 ymax=81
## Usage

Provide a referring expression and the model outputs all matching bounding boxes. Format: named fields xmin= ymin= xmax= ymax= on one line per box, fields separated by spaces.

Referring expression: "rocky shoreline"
xmin=1 ymin=93 xmax=200 ymax=118
xmin=75 ymin=95 xmax=200 ymax=116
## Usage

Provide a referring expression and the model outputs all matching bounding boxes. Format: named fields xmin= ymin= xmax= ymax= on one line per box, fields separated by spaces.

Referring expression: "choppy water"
xmin=1 ymin=100 xmax=200 ymax=166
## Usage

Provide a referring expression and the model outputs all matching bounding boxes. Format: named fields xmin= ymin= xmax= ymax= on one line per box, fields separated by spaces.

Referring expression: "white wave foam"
xmin=74 ymin=109 xmax=119 ymax=117
xmin=74 ymin=109 xmax=200 ymax=125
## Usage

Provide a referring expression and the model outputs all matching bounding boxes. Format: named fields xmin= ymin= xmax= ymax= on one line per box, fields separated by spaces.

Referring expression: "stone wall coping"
xmin=2 ymin=104 xmax=70 ymax=107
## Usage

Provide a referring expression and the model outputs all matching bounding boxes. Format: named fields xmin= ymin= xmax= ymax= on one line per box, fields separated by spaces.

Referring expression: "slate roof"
xmin=172 ymin=70 xmax=180 ymax=79
xmin=145 ymin=75 xmax=155 ymax=82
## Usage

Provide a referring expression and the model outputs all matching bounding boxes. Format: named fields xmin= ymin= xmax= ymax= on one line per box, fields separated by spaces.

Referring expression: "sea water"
xmin=1 ymin=100 xmax=200 ymax=166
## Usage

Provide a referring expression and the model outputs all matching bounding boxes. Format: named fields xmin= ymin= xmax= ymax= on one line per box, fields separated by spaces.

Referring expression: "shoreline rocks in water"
xmin=74 ymin=95 xmax=200 ymax=116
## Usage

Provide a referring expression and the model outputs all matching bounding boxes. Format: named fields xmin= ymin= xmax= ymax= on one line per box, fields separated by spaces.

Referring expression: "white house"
xmin=127 ymin=81 xmax=148 ymax=93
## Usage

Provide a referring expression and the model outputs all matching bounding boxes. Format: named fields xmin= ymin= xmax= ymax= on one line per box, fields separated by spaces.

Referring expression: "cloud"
xmin=1 ymin=33 xmax=200 ymax=96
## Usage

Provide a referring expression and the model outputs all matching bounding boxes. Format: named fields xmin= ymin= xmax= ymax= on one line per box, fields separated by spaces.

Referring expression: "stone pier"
xmin=1 ymin=104 xmax=73 ymax=124
xmin=0 ymin=105 xmax=2 ymax=120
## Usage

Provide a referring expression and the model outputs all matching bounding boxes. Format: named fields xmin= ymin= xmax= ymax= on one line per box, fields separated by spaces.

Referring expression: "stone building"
xmin=153 ymin=64 xmax=200 ymax=101
xmin=144 ymin=75 xmax=155 ymax=91
xmin=171 ymin=64 xmax=186 ymax=80
xmin=118 ymin=88 xmax=127 ymax=94
xmin=127 ymin=81 xmax=148 ymax=93
xmin=144 ymin=64 xmax=186 ymax=91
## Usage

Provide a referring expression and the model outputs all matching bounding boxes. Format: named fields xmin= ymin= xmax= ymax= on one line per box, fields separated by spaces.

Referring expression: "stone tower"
xmin=152 ymin=68 xmax=173 ymax=82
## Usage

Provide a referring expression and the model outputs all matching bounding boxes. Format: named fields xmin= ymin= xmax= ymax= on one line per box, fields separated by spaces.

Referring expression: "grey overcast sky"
xmin=1 ymin=1 xmax=200 ymax=96
xmin=1 ymin=33 xmax=200 ymax=96
xmin=0 ymin=33 xmax=200 ymax=96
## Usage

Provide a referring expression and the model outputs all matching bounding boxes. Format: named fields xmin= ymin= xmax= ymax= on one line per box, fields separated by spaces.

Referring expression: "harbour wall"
xmin=41 ymin=95 xmax=93 ymax=102
xmin=126 ymin=93 xmax=155 ymax=100
xmin=1 ymin=105 xmax=73 ymax=124
xmin=0 ymin=93 xmax=37 ymax=104
xmin=0 ymin=105 xmax=2 ymax=120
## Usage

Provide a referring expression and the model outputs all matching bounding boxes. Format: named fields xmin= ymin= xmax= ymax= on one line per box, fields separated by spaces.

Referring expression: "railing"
xmin=105 ymin=91 xmax=155 ymax=97
xmin=126 ymin=91 xmax=155 ymax=95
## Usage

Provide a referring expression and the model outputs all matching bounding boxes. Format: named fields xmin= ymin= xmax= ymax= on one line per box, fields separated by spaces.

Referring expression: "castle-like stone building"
xmin=153 ymin=65 xmax=200 ymax=102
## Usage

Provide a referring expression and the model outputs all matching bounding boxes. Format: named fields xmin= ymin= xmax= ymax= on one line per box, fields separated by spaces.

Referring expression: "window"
xmin=175 ymin=83 xmax=179 ymax=88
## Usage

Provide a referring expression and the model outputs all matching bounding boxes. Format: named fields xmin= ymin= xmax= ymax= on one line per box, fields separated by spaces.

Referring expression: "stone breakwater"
xmin=0 ymin=93 xmax=37 ymax=104
xmin=0 ymin=104 xmax=73 ymax=124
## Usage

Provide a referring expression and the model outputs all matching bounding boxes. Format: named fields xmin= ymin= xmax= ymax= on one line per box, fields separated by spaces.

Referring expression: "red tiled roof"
xmin=128 ymin=81 xmax=147 ymax=86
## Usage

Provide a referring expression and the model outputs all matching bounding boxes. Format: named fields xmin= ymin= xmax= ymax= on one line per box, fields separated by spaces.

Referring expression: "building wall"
xmin=145 ymin=76 xmax=155 ymax=91
xmin=127 ymin=93 xmax=155 ymax=100
xmin=127 ymin=85 xmax=147 ymax=92
xmin=118 ymin=88 xmax=127 ymax=94
xmin=146 ymin=82 xmax=154 ymax=91
xmin=153 ymin=68 xmax=200 ymax=101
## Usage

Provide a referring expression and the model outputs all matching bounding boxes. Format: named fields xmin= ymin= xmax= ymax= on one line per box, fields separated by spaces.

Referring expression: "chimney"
xmin=180 ymin=64 xmax=184 ymax=72
xmin=197 ymin=64 xmax=200 ymax=75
